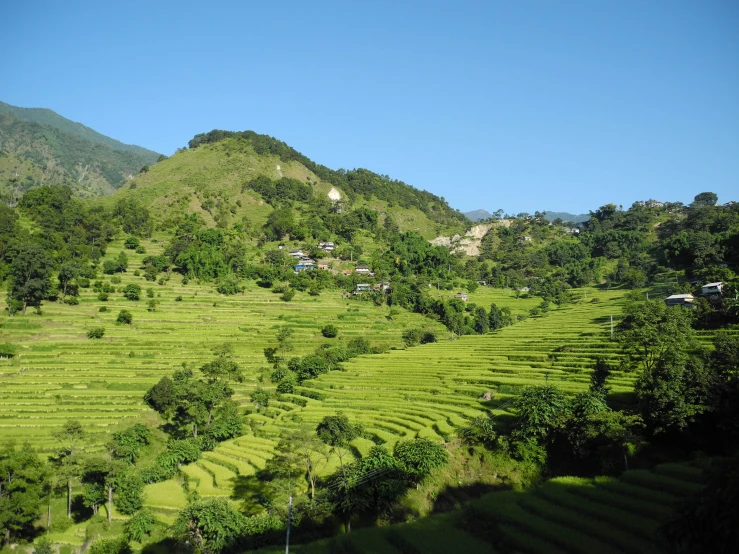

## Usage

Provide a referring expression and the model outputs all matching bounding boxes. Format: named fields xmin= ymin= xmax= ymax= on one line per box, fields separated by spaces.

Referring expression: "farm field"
xmin=258 ymin=460 xmax=708 ymax=554
xmin=2 ymin=236 xmax=729 ymax=548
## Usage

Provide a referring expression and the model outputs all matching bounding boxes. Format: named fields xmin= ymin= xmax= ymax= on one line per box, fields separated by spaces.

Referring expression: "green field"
xmin=262 ymin=461 xmax=707 ymax=554
xmin=2 ymin=237 xmax=724 ymax=550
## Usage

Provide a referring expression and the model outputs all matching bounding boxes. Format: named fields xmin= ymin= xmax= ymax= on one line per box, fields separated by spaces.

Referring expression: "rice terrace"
xmin=1 ymin=10 xmax=738 ymax=550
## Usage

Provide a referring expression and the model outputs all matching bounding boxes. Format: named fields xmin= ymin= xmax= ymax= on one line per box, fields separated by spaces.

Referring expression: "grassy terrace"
xmin=258 ymin=460 xmax=707 ymax=554
xmin=3 ymin=237 xmax=727 ymax=514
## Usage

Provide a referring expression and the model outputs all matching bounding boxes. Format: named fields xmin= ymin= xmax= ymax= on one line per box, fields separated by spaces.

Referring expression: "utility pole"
xmin=610 ymin=315 xmax=614 ymax=340
xmin=285 ymin=495 xmax=293 ymax=554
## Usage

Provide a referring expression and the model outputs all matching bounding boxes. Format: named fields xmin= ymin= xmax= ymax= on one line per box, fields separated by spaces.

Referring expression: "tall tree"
xmin=51 ymin=420 xmax=85 ymax=518
xmin=7 ymin=243 xmax=53 ymax=315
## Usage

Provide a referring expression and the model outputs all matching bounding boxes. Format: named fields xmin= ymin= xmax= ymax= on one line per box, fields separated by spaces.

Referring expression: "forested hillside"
xmin=0 ymin=101 xmax=160 ymax=201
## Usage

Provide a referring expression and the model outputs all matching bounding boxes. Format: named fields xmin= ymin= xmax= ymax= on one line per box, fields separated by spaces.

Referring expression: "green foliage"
xmin=124 ymin=237 xmax=139 ymax=249
xmin=173 ymin=498 xmax=247 ymax=554
xmin=250 ymin=388 xmax=270 ymax=411
xmin=114 ymin=470 xmax=145 ymax=515
xmin=0 ymin=443 xmax=50 ymax=543
xmin=316 ymin=413 xmax=362 ymax=447
xmin=87 ymin=327 xmax=105 ymax=339
xmin=0 ymin=342 xmax=19 ymax=357
xmin=108 ymin=424 xmax=151 ymax=464
xmin=321 ymin=324 xmax=338 ymax=338
xmin=511 ymin=385 xmax=569 ymax=444
xmin=87 ymin=537 xmax=132 ymax=554
xmin=123 ymin=509 xmax=157 ymax=542
xmin=32 ymin=536 xmax=55 ymax=554
xmin=122 ymin=283 xmax=141 ymax=300
xmin=116 ymin=310 xmax=133 ymax=324
xmin=393 ymin=438 xmax=449 ymax=483
xmin=7 ymin=243 xmax=53 ymax=315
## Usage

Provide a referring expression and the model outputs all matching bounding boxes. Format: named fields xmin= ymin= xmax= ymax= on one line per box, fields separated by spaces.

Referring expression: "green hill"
xmin=114 ymin=130 xmax=469 ymax=239
xmin=0 ymin=100 xmax=160 ymax=200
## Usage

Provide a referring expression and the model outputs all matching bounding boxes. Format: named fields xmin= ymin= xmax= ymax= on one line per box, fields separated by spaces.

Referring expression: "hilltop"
xmin=0 ymin=101 xmax=160 ymax=200
xmin=113 ymin=130 xmax=470 ymax=239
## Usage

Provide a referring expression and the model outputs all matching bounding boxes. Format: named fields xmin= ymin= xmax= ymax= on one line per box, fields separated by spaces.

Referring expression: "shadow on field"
xmin=231 ymin=474 xmax=271 ymax=514
xmin=429 ymin=482 xmax=503 ymax=515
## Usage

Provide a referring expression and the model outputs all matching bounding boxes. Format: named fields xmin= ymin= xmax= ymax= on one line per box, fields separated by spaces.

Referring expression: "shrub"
xmin=99 ymin=306 xmax=108 ymax=312
xmin=403 ymin=328 xmax=423 ymax=347
xmin=98 ymin=292 xmax=109 ymax=301
xmin=0 ymin=343 xmax=19 ymax=358
xmin=146 ymin=288 xmax=154 ymax=298
xmin=123 ymin=284 xmax=141 ymax=301
xmin=64 ymin=296 xmax=79 ymax=305
xmin=420 ymin=331 xmax=437 ymax=344
xmin=135 ymin=246 xmax=146 ymax=254
xmin=175 ymin=296 xmax=183 ymax=301
xmin=280 ymin=288 xmax=295 ymax=302
xmin=87 ymin=327 xmax=105 ymax=339
xmin=124 ymin=237 xmax=140 ymax=249
xmin=590 ymin=297 xmax=601 ymax=303
xmin=147 ymin=299 xmax=158 ymax=312
xmin=133 ymin=270 xmax=141 ymax=276
xmin=321 ymin=324 xmax=338 ymax=338
xmin=111 ymin=275 xmax=121 ymax=284
xmin=77 ymin=277 xmax=90 ymax=288
xmin=117 ymin=310 xmax=133 ymax=325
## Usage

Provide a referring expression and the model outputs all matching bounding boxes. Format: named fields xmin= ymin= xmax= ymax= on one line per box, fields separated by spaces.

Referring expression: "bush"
xmin=280 ymin=288 xmax=295 ymax=302
xmin=175 ymin=296 xmax=183 ymax=301
xmin=147 ymin=299 xmax=158 ymax=312
xmin=77 ymin=277 xmax=90 ymax=288
xmin=321 ymin=324 xmax=338 ymax=338
xmin=420 ymin=331 xmax=437 ymax=344
xmin=99 ymin=306 xmax=108 ymax=312
xmin=146 ymin=288 xmax=154 ymax=298
xmin=124 ymin=237 xmax=140 ymax=250
xmin=117 ymin=310 xmax=133 ymax=325
xmin=87 ymin=327 xmax=105 ymax=339
xmin=0 ymin=343 xmax=19 ymax=358
xmin=123 ymin=284 xmax=141 ymax=301
xmin=98 ymin=292 xmax=109 ymax=301
xmin=111 ymin=275 xmax=122 ymax=284
xmin=403 ymin=328 xmax=423 ymax=347
xmin=135 ymin=246 xmax=146 ymax=254
xmin=133 ymin=270 xmax=141 ymax=276
xmin=64 ymin=296 xmax=79 ymax=305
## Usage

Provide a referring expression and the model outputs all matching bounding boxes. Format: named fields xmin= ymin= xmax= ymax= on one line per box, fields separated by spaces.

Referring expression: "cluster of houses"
xmin=288 ymin=245 xmax=333 ymax=272
xmin=664 ymin=282 xmax=724 ymax=308
xmin=353 ymin=282 xmax=390 ymax=295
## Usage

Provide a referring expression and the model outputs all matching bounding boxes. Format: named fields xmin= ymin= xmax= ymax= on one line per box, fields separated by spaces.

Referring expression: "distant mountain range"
xmin=464 ymin=209 xmax=590 ymax=224
xmin=0 ymin=101 xmax=160 ymax=199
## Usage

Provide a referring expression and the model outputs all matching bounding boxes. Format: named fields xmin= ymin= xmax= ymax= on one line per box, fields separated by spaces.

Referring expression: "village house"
xmin=289 ymin=249 xmax=305 ymax=259
xmin=521 ymin=236 xmax=532 ymax=242
xmin=455 ymin=292 xmax=469 ymax=301
xmin=354 ymin=283 xmax=371 ymax=294
xmin=701 ymin=282 xmax=724 ymax=296
xmin=665 ymin=294 xmax=695 ymax=308
xmin=317 ymin=241 xmax=335 ymax=252
xmin=355 ymin=264 xmax=372 ymax=275
xmin=294 ymin=257 xmax=316 ymax=272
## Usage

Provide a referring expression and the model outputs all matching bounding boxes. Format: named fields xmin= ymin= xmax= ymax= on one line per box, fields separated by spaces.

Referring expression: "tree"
xmin=511 ymin=385 xmax=569 ymax=443
xmin=393 ymin=438 xmax=448 ymax=487
xmin=7 ymin=243 xmax=53 ymax=315
xmin=250 ymin=388 xmax=270 ymax=411
xmin=321 ymin=324 xmax=338 ymax=338
xmin=276 ymin=326 xmax=294 ymax=360
xmin=51 ymin=420 xmax=85 ymax=518
xmin=113 ymin=470 xmax=144 ymax=515
xmin=124 ymin=509 xmax=157 ymax=542
xmin=173 ymin=498 xmax=246 ymax=554
xmin=87 ymin=537 xmax=132 ymax=554
xmin=0 ymin=444 xmax=50 ymax=544
xmin=616 ymin=299 xmax=694 ymax=374
xmin=58 ymin=261 xmax=81 ymax=301
xmin=32 ymin=536 xmax=55 ymax=554
xmin=123 ymin=284 xmax=141 ymax=301
xmin=316 ymin=413 xmax=362 ymax=476
xmin=473 ymin=306 xmax=489 ymax=334
xmin=590 ymin=357 xmax=613 ymax=397
xmin=117 ymin=310 xmax=133 ymax=324
xmin=691 ymin=191 xmax=718 ymax=208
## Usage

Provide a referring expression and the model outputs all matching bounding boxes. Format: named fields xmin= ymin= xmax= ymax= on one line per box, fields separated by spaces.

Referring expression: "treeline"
xmin=187 ymin=129 xmax=468 ymax=227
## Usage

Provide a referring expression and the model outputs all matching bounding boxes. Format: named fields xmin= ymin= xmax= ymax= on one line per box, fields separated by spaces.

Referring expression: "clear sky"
xmin=2 ymin=0 xmax=737 ymax=214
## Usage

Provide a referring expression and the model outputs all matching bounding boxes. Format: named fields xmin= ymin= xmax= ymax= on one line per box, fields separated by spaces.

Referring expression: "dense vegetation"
xmin=0 ymin=101 xmax=160 ymax=200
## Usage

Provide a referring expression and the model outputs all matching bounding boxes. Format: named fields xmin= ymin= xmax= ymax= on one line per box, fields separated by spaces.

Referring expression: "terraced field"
xmin=2 ymin=237 xmax=727 ymax=523
xmin=276 ymin=461 xmax=707 ymax=554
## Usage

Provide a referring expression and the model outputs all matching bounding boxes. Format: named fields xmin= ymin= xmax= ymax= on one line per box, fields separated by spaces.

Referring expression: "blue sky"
xmin=2 ymin=0 xmax=737 ymax=214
